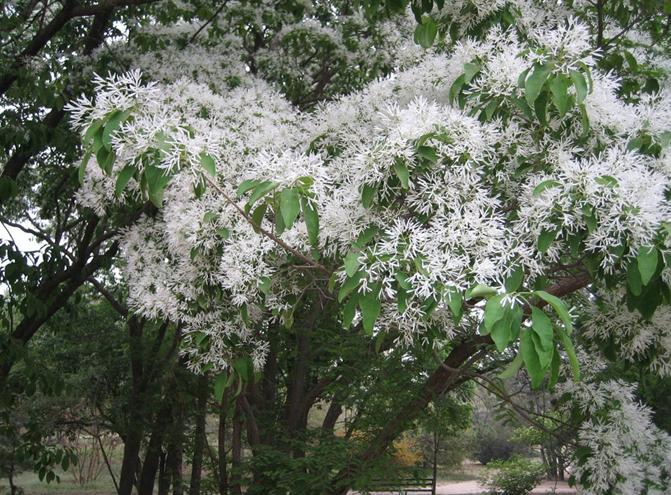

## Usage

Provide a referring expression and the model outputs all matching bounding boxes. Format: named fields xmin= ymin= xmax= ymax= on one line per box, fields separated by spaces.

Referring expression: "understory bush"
xmin=483 ymin=457 xmax=546 ymax=495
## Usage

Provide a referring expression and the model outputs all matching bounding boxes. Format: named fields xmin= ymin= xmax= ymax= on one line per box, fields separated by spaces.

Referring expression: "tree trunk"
xmin=189 ymin=375 xmax=209 ymax=495
xmin=158 ymin=451 xmax=170 ymax=495
xmin=218 ymin=387 xmax=229 ymax=495
xmin=327 ymin=338 xmax=482 ymax=495
xmin=230 ymin=402 xmax=244 ymax=495
xmin=138 ymin=402 xmax=171 ymax=495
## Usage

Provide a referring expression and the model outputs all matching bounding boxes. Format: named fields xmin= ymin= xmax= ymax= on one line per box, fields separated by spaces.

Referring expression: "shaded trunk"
xmin=119 ymin=317 xmax=146 ymax=495
xmin=218 ymin=388 xmax=229 ymax=495
xmin=158 ymin=451 xmax=170 ymax=495
xmin=230 ymin=402 xmax=244 ymax=495
xmin=189 ymin=375 xmax=209 ymax=495
xmin=138 ymin=402 xmax=171 ymax=495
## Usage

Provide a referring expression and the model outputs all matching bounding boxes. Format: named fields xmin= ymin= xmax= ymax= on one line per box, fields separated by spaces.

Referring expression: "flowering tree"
xmin=63 ymin=0 xmax=671 ymax=493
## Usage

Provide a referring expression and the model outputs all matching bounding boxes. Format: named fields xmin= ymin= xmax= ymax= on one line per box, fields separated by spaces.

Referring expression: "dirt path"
xmin=352 ymin=479 xmax=576 ymax=494
xmin=436 ymin=480 xmax=575 ymax=494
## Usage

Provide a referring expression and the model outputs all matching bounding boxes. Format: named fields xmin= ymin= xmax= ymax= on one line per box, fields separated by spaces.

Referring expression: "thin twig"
xmin=202 ymin=174 xmax=330 ymax=274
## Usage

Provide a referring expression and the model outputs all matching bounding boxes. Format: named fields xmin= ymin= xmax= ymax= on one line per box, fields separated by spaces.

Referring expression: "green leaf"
xmin=570 ymin=70 xmax=588 ymax=104
xmin=537 ymin=229 xmax=558 ymax=253
xmin=491 ymin=309 xmax=513 ymax=352
xmin=417 ymin=145 xmax=438 ymax=163
xmin=203 ymin=211 xmax=217 ymax=223
xmin=505 ymin=265 xmax=524 ymax=292
xmin=233 ymin=356 xmax=252 ymax=382
xmin=499 ymin=353 xmax=523 ymax=379
xmin=549 ymin=74 xmax=571 ymax=117
xmin=200 ymin=152 xmax=216 ymax=176
xmin=627 ymin=260 xmax=643 ymax=296
xmin=145 ymin=165 xmax=171 ymax=208
xmin=96 ymin=146 xmax=115 ymax=175
xmin=530 ymin=307 xmax=553 ymax=352
xmin=534 ymin=90 xmax=549 ymax=126
xmin=250 ymin=203 xmax=267 ymax=232
xmin=342 ymin=293 xmax=359 ymax=328
xmin=214 ymin=373 xmax=231 ymax=402
xmin=447 ymin=289 xmax=463 ymax=322
xmin=354 ymin=226 xmax=379 ymax=248
xmin=449 ymin=74 xmax=466 ymax=104
xmin=467 ymin=284 xmax=497 ymax=299
xmin=237 ymin=179 xmax=259 ymax=197
xmin=557 ymin=328 xmax=580 ymax=381
xmin=344 ymin=251 xmax=360 ymax=277
xmin=338 ymin=271 xmax=363 ymax=302
xmin=532 ymin=179 xmax=561 ymax=198
xmin=248 ymin=181 xmax=278 ymax=206
xmin=484 ymin=294 xmax=506 ymax=333
xmin=525 ymin=63 xmax=553 ymax=106
xmin=79 ymin=149 xmax=92 ymax=185
xmin=361 ymin=184 xmax=376 ymax=208
xmin=301 ymin=198 xmax=320 ymax=246
xmin=279 ymin=188 xmax=300 ymax=229
xmin=595 ymin=175 xmax=618 ymax=188
xmin=531 ymin=331 xmax=553 ymax=369
xmin=392 ymin=159 xmax=409 ymax=189
xmin=115 ymin=165 xmax=136 ymax=196
xmin=414 ymin=16 xmax=438 ymax=48
xmin=359 ymin=284 xmax=381 ymax=335
xmin=463 ymin=62 xmax=481 ymax=83
xmin=102 ymin=108 xmax=132 ymax=148
xmin=84 ymin=118 xmax=104 ymax=146
xmin=637 ymin=246 xmax=658 ymax=286
xmin=520 ymin=330 xmax=544 ymax=389
xmin=534 ymin=290 xmax=573 ymax=333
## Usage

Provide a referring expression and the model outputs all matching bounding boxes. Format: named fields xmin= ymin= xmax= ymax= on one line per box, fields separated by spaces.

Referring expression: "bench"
xmin=363 ymin=477 xmax=435 ymax=494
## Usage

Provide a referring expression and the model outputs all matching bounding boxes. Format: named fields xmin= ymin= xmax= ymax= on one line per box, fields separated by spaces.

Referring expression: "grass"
xmin=438 ymin=461 xmax=486 ymax=483
xmin=0 ymin=470 xmax=117 ymax=495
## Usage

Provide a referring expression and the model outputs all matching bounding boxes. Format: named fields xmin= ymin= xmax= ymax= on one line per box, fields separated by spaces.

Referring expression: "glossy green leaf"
xmin=361 ymin=183 xmax=376 ymax=208
xmin=214 ymin=373 xmax=232 ymax=402
xmin=499 ymin=353 xmax=523 ymax=379
xmin=535 ymin=290 xmax=573 ymax=333
xmin=484 ymin=294 xmax=506 ymax=333
xmin=115 ymin=165 xmax=136 ymax=196
xmin=557 ymin=328 xmax=580 ymax=380
xmin=301 ymin=198 xmax=319 ymax=246
xmin=520 ymin=330 xmax=544 ymax=389
xmin=279 ymin=188 xmax=300 ymax=229
xmin=414 ymin=16 xmax=438 ymax=48
xmin=637 ymin=246 xmax=658 ymax=286
xmin=338 ymin=271 xmax=363 ymax=302
xmin=505 ymin=265 xmax=524 ymax=292
xmin=570 ymin=70 xmax=588 ymax=104
xmin=248 ymin=181 xmax=278 ymax=206
xmin=549 ymin=74 xmax=571 ymax=116
xmin=537 ymin=229 xmax=557 ymax=253
xmin=530 ymin=307 xmax=553 ymax=352
xmin=344 ymin=251 xmax=360 ymax=277
xmin=359 ymin=284 xmax=381 ymax=335
xmin=144 ymin=164 xmax=171 ymax=208
xmin=200 ymin=152 xmax=216 ymax=176
xmin=525 ymin=63 xmax=553 ymax=106
xmin=392 ymin=159 xmax=409 ymax=189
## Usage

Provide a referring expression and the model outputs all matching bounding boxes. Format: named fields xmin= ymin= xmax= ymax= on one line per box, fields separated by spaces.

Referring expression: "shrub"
xmin=482 ymin=457 xmax=546 ymax=495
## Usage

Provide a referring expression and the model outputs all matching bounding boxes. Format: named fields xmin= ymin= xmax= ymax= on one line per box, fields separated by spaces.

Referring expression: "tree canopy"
xmin=2 ymin=0 xmax=671 ymax=494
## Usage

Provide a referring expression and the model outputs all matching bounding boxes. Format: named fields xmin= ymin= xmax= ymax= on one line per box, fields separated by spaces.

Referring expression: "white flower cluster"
xmin=583 ymin=292 xmax=671 ymax=377
xmin=562 ymin=379 xmax=671 ymax=495
xmin=69 ymin=2 xmax=671 ymax=490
